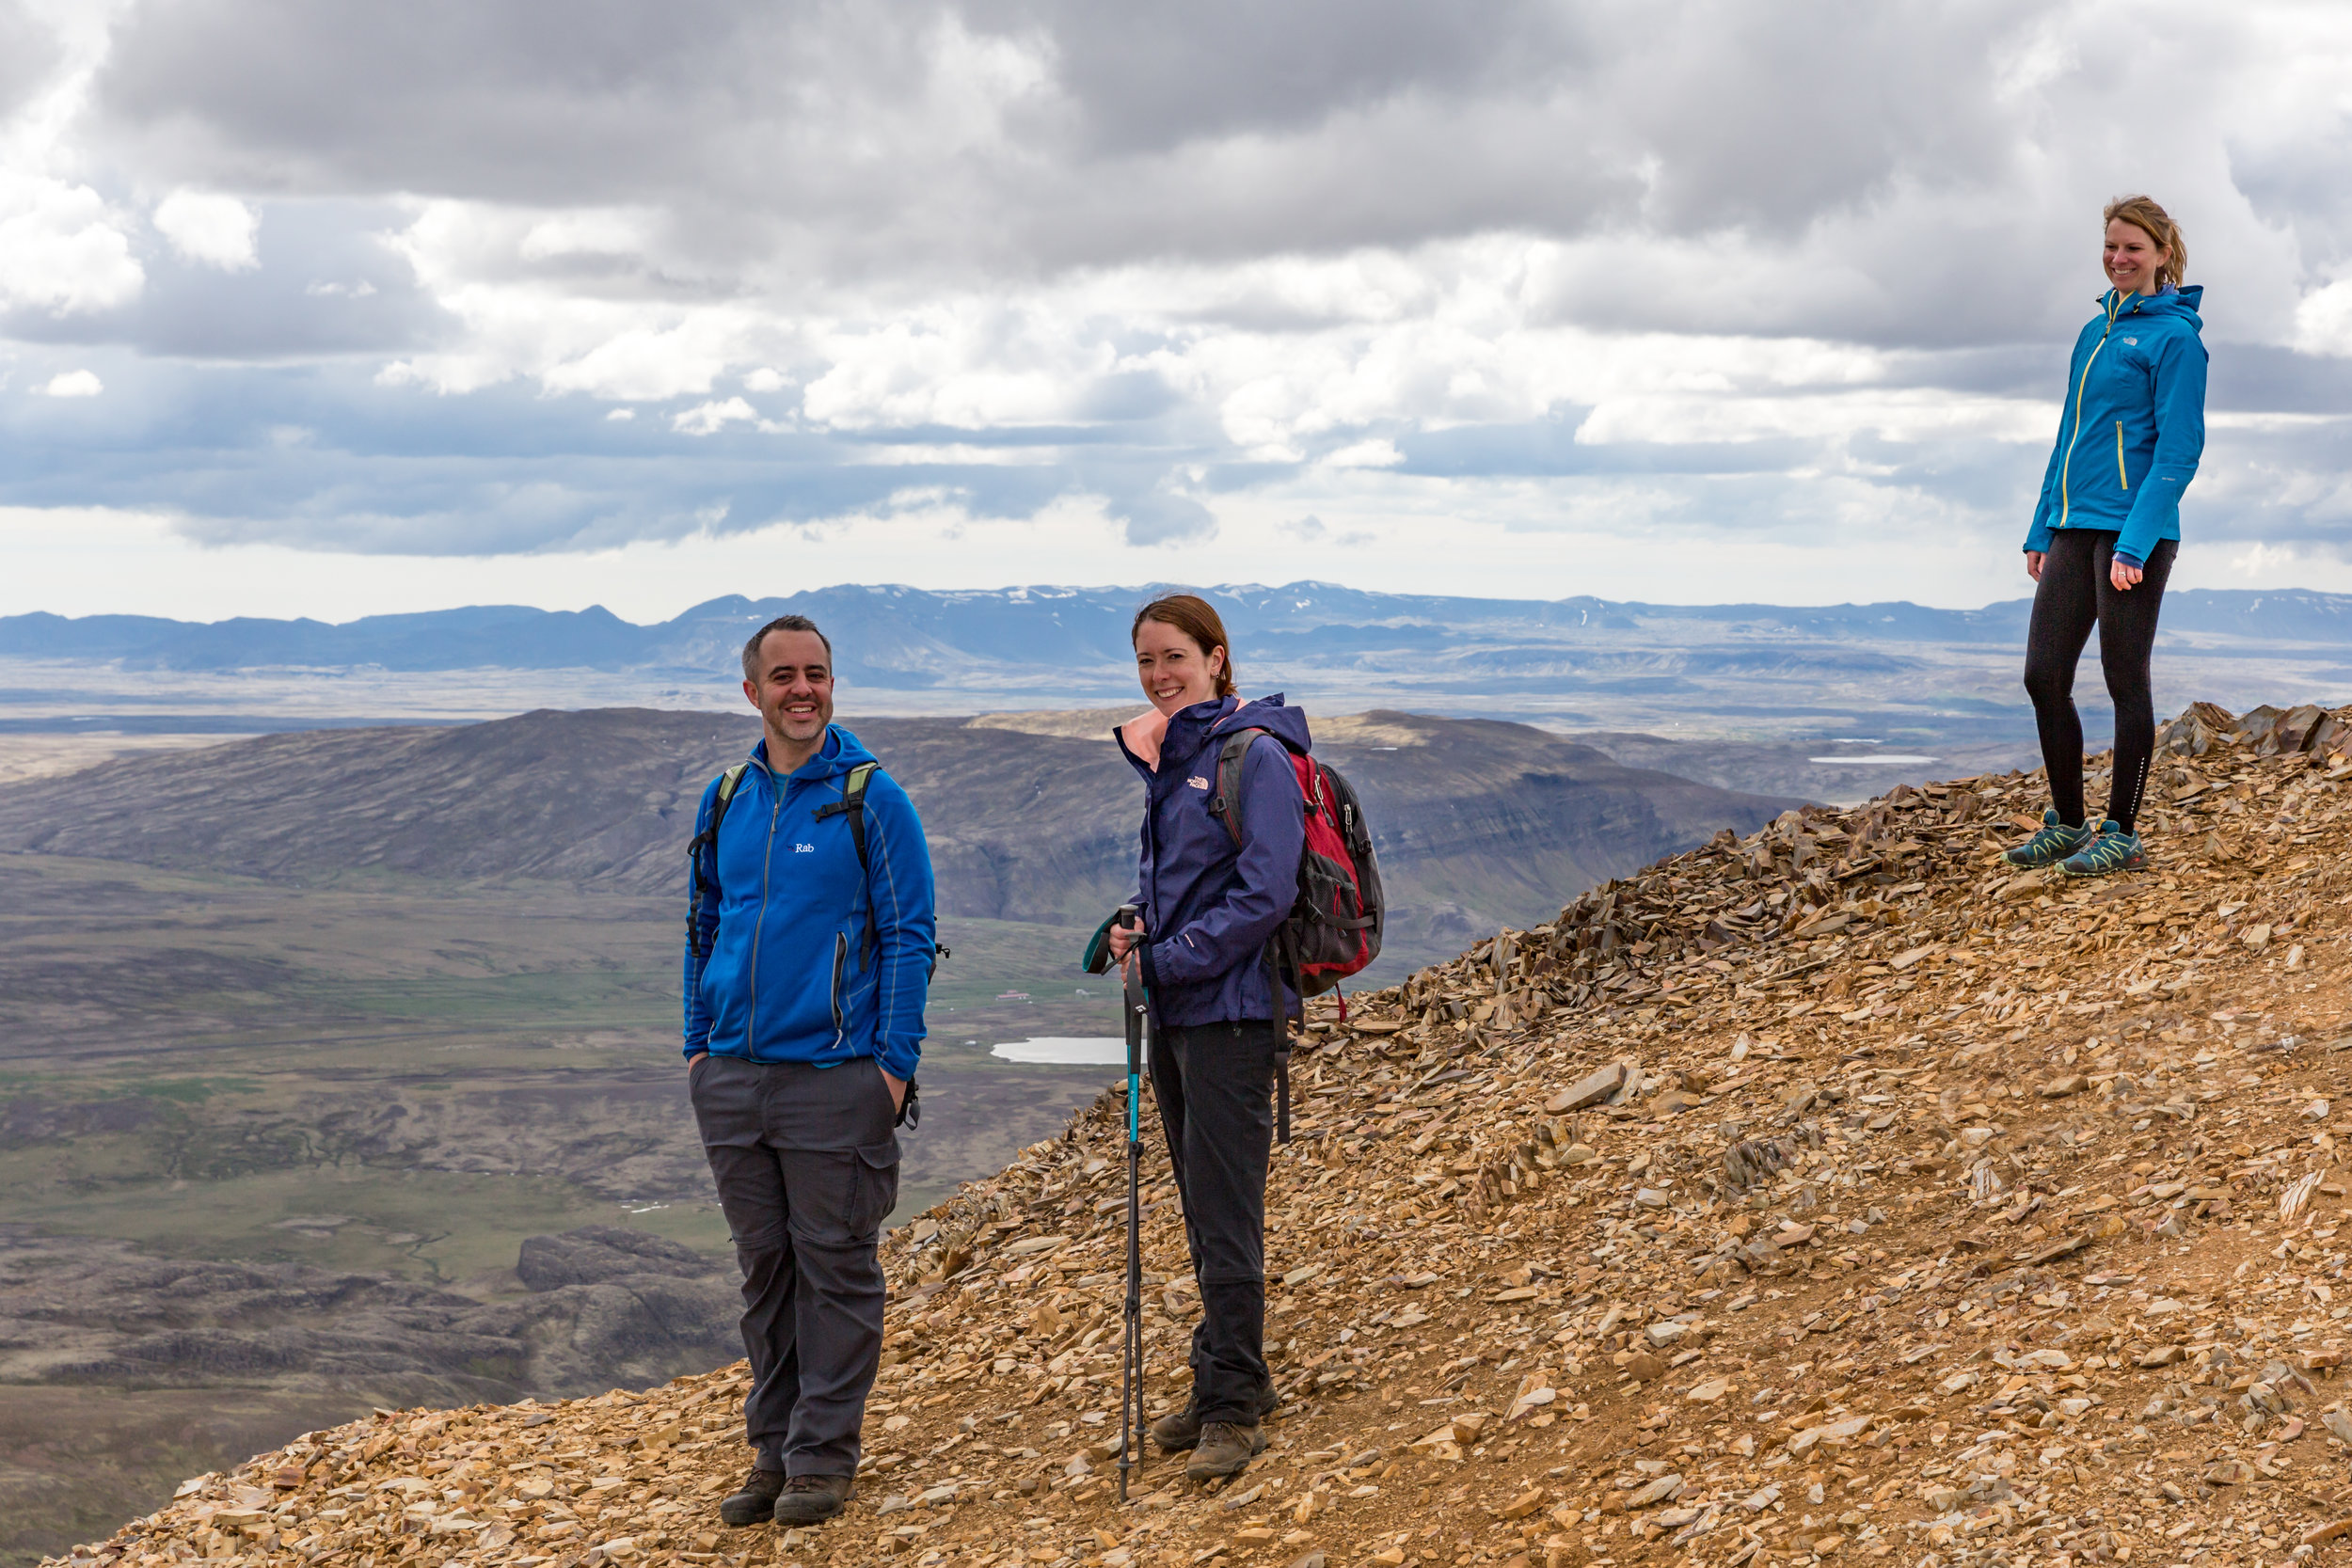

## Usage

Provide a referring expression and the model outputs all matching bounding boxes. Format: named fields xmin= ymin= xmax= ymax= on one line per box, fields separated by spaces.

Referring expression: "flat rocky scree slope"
xmin=59 ymin=700 xmax=2352 ymax=1568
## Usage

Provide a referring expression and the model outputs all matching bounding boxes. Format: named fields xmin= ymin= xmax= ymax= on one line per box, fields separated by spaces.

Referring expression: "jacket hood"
xmin=2105 ymin=284 xmax=2204 ymax=327
xmin=748 ymin=723 xmax=877 ymax=781
xmin=1124 ymin=693 xmax=1315 ymax=778
xmin=1206 ymin=693 xmax=1312 ymax=754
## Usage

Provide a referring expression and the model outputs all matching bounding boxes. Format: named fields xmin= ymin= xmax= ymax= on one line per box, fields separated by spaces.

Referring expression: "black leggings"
xmin=2022 ymin=529 xmax=2178 ymax=834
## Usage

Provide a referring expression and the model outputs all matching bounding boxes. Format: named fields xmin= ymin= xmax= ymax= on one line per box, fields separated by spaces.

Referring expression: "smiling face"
xmin=2104 ymin=218 xmax=2170 ymax=298
xmin=1134 ymin=617 xmax=1227 ymax=717
xmin=740 ymin=627 xmax=835 ymax=758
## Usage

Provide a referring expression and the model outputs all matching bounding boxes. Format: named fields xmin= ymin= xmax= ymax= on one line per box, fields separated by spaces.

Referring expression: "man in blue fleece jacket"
xmin=685 ymin=613 xmax=936 ymax=1528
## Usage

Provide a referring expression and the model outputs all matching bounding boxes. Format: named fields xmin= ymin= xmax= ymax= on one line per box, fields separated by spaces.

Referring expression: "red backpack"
xmin=1208 ymin=729 xmax=1385 ymax=1136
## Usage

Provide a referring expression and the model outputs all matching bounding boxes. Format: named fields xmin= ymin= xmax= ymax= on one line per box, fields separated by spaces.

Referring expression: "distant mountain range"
xmin=8 ymin=585 xmax=2348 ymax=780
xmin=8 ymin=582 xmax=2351 ymax=682
xmin=0 ymin=706 xmax=1797 ymax=970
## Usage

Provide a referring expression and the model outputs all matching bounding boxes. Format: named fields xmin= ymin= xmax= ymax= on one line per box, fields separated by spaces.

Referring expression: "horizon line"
xmin=9 ymin=578 xmax=2339 ymax=633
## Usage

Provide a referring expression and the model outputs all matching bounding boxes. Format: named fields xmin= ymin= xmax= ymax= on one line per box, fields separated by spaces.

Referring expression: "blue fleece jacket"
xmin=1117 ymin=694 xmax=1308 ymax=1027
xmin=2025 ymin=284 xmax=2207 ymax=568
xmin=682 ymin=725 xmax=935 ymax=1081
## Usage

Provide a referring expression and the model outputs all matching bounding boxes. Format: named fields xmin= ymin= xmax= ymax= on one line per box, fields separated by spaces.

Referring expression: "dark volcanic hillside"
xmin=0 ymin=707 xmax=1795 ymax=959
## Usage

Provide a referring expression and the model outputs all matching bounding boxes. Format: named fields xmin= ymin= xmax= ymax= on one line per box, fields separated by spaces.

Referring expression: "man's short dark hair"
xmin=741 ymin=615 xmax=834 ymax=683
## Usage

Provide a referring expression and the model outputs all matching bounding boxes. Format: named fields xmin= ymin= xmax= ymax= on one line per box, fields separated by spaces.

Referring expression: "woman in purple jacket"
xmin=1105 ymin=593 xmax=1304 ymax=1481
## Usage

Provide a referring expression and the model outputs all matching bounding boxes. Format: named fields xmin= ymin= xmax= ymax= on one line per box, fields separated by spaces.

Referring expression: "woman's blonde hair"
xmin=2105 ymin=195 xmax=2187 ymax=288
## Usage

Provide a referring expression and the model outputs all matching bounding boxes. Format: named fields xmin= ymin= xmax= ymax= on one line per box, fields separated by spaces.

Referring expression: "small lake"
xmin=1806 ymin=754 xmax=1938 ymax=765
xmin=990 ymin=1037 xmax=1129 ymax=1065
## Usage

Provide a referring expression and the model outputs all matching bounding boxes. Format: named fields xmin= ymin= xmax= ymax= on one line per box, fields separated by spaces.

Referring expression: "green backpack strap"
xmin=814 ymin=761 xmax=951 ymax=977
xmin=815 ymin=762 xmax=883 ymax=967
xmin=814 ymin=761 xmax=880 ymax=873
xmin=686 ymin=762 xmax=753 ymax=960
xmin=818 ymin=761 xmax=940 ymax=1123
xmin=717 ymin=762 xmax=751 ymax=809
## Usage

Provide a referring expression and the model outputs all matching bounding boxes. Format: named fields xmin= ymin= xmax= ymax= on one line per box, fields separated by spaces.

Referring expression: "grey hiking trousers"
xmin=689 ymin=1052 xmax=900 ymax=1479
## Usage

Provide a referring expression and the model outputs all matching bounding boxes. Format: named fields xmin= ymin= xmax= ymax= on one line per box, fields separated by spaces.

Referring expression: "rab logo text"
xmin=793 ymin=842 xmax=816 ymax=853
xmin=1187 ymin=776 xmax=1211 ymax=790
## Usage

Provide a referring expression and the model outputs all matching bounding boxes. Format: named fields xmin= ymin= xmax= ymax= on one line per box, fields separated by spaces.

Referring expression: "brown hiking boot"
xmin=771 ymin=1474 xmax=853 ymax=1524
xmin=1185 ymin=1420 xmax=1266 ymax=1481
xmin=1152 ymin=1385 xmax=1280 ymax=1451
xmin=1151 ymin=1404 xmax=1204 ymax=1452
xmin=718 ymin=1467 xmax=786 ymax=1526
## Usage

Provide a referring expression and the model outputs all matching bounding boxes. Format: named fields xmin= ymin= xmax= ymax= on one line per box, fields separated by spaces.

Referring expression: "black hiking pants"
xmin=2023 ymin=529 xmax=2179 ymax=835
xmin=1149 ymin=1018 xmax=1279 ymax=1426
xmin=690 ymin=1053 xmax=900 ymax=1479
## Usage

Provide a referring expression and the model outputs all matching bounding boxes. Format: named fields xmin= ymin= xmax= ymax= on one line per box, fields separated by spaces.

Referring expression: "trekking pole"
xmin=1116 ymin=903 xmax=1146 ymax=1505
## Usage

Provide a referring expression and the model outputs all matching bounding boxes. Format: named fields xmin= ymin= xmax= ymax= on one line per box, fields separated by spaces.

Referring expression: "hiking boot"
xmin=1151 ymin=1385 xmax=1282 ymax=1452
xmin=718 ymin=1467 xmax=786 ymax=1527
xmin=1185 ymin=1421 xmax=1267 ymax=1481
xmin=2004 ymin=809 xmax=2095 ymax=869
xmin=1150 ymin=1404 xmax=1203 ymax=1452
xmin=771 ymin=1474 xmax=853 ymax=1525
xmin=2060 ymin=821 xmax=2146 ymax=878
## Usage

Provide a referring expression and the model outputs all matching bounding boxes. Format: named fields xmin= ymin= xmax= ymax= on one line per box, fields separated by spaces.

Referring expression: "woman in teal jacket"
xmin=2005 ymin=195 xmax=2207 ymax=879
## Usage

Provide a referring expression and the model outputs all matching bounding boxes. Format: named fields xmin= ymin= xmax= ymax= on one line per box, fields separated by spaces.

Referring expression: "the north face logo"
xmin=1187 ymin=776 xmax=1210 ymax=790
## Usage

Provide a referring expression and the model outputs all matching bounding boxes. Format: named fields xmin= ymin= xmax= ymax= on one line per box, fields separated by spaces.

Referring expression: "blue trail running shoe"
xmin=2060 ymin=820 xmax=2146 ymax=878
xmin=2003 ymin=809 xmax=2095 ymax=869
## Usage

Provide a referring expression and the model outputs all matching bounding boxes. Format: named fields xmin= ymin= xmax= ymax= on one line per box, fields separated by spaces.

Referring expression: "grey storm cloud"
xmin=88 ymin=0 xmax=2054 ymax=312
xmin=0 ymin=0 xmax=58 ymax=120
xmin=4 ymin=0 xmax=2348 ymax=586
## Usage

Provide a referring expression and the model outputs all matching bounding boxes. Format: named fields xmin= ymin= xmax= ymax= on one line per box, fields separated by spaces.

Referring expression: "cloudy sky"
xmin=4 ymin=0 xmax=2350 ymax=623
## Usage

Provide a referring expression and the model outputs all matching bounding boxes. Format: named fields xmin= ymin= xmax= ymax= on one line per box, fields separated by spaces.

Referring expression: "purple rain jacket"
xmin=1115 ymin=694 xmax=1308 ymax=1027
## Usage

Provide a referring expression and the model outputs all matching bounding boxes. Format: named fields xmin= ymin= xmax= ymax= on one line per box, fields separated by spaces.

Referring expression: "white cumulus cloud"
xmin=2 ymin=0 xmax=2352 ymax=595
xmin=40 ymin=369 xmax=103 ymax=397
xmin=152 ymin=188 xmax=260 ymax=270
xmin=672 ymin=396 xmax=756 ymax=436
xmin=0 ymin=172 xmax=143 ymax=313
xmin=1322 ymin=437 xmax=1404 ymax=469
xmin=2296 ymin=279 xmax=2352 ymax=358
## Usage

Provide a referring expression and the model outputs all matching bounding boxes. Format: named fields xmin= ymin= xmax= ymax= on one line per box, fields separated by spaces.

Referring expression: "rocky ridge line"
xmin=48 ymin=699 xmax=2352 ymax=1568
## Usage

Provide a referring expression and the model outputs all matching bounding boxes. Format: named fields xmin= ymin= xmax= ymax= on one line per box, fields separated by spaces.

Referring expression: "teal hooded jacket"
xmin=681 ymin=725 xmax=935 ymax=1081
xmin=2024 ymin=284 xmax=2208 ymax=568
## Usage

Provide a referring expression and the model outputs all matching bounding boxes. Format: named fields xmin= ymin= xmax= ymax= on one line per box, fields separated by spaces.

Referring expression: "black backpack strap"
xmin=1207 ymin=728 xmax=1266 ymax=848
xmin=813 ymin=760 xmax=880 ymax=869
xmin=1264 ymin=931 xmax=1296 ymax=1145
xmin=686 ymin=763 xmax=752 ymax=961
xmin=814 ymin=762 xmax=883 ymax=967
xmin=1211 ymin=727 xmax=1294 ymax=1140
xmin=812 ymin=761 xmax=950 ymax=986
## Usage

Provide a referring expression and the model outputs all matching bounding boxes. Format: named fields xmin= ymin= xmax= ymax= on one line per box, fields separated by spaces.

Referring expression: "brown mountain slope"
xmin=54 ymin=699 xmax=2352 ymax=1568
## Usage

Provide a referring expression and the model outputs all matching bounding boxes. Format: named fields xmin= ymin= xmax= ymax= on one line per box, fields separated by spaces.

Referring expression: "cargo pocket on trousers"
xmin=847 ymin=1137 xmax=900 ymax=1238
